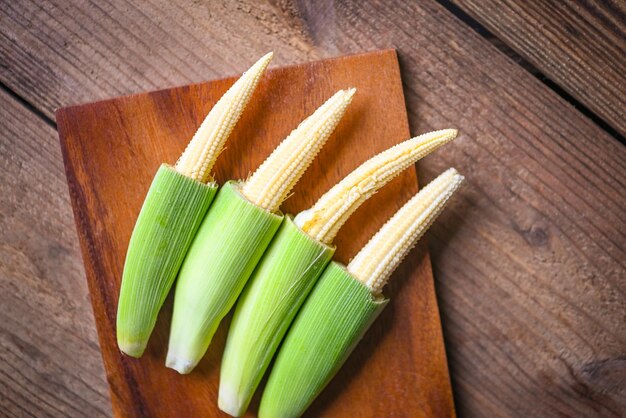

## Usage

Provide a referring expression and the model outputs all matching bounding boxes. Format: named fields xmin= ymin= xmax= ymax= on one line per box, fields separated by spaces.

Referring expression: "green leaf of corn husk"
xmin=259 ymin=261 xmax=387 ymax=418
xmin=219 ymin=217 xmax=334 ymax=416
xmin=117 ymin=165 xmax=216 ymax=357
xmin=166 ymin=181 xmax=283 ymax=373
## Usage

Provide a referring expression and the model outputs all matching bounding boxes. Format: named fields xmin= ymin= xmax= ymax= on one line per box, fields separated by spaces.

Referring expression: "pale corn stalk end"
xmin=175 ymin=52 xmax=273 ymax=183
xmin=347 ymin=168 xmax=464 ymax=294
xmin=240 ymin=88 xmax=356 ymax=212
xmin=294 ymin=129 xmax=458 ymax=244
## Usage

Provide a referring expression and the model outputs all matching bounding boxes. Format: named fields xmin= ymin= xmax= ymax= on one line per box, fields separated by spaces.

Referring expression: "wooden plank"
xmin=56 ymin=50 xmax=456 ymax=417
xmin=285 ymin=3 xmax=626 ymax=412
xmin=0 ymin=90 xmax=111 ymax=417
xmin=0 ymin=0 xmax=321 ymax=120
xmin=1 ymin=0 xmax=625 ymax=416
xmin=292 ymin=2 xmax=626 ymax=414
xmin=450 ymin=0 xmax=626 ymax=137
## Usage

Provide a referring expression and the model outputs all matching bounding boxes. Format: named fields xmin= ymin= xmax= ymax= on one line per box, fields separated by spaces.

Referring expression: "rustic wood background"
xmin=1 ymin=0 xmax=624 ymax=417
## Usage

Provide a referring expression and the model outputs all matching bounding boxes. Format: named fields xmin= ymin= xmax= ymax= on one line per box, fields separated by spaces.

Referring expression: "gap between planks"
xmin=436 ymin=0 xmax=626 ymax=144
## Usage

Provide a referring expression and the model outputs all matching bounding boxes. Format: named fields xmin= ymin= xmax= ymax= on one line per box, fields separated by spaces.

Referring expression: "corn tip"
xmin=174 ymin=53 xmax=273 ymax=183
xmin=297 ymin=129 xmax=458 ymax=244
xmin=411 ymin=128 xmax=457 ymax=146
xmin=250 ymin=52 xmax=274 ymax=75
xmin=241 ymin=88 xmax=355 ymax=211
xmin=347 ymin=167 xmax=464 ymax=293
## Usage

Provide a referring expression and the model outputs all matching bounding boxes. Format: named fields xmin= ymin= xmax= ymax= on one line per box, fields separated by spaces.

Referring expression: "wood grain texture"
xmin=0 ymin=90 xmax=111 ymax=417
xmin=284 ymin=3 xmax=626 ymax=414
xmin=56 ymin=50 xmax=456 ymax=417
xmin=0 ymin=0 xmax=321 ymax=120
xmin=1 ymin=0 xmax=625 ymax=416
xmin=450 ymin=0 xmax=626 ymax=137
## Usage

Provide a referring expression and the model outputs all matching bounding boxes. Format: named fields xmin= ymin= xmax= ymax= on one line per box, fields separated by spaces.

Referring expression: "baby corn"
xmin=116 ymin=53 xmax=272 ymax=357
xmin=166 ymin=89 xmax=355 ymax=374
xmin=259 ymin=168 xmax=464 ymax=418
xmin=295 ymin=129 xmax=458 ymax=243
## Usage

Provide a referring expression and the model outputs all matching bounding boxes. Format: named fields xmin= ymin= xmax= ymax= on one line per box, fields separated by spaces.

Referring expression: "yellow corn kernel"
xmin=348 ymin=168 xmax=464 ymax=294
xmin=241 ymin=88 xmax=356 ymax=212
xmin=295 ymin=129 xmax=458 ymax=244
xmin=175 ymin=52 xmax=273 ymax=183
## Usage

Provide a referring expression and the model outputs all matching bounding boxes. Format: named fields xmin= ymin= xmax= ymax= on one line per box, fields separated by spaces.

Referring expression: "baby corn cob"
xmin=350 ymin=168 xmax=464 ymax=293
xmin=116 ymin=53 xmax=272 ymax=358
xmin=175 ymin=52 xmax=274 ymax=183
xmin=259 ymin=168 xmax=464 ymax=418
xmin=240 ymin=88 xmax=357 ymax=211
xmin=294 ymin=129 xmax=458 ymax=243
xmin=166 ymin=89 xmax=356 ymax=374
xmin=218 ymin=129 xmax=457 ymax=417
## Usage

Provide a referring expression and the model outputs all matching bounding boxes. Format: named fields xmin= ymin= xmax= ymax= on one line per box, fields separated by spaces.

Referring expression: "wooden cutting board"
xmin=56 ymin=49 xmax=455 ymax=418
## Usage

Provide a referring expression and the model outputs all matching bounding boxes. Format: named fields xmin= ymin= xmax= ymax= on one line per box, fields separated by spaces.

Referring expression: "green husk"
xmin=259 ymin=261 xmax=388 ymax=418
xmin=219 ymin=217 xmax=335 ymax=416
xmin=116 ymin=164 xmax=217 ymax=357
xmin=166 ymin=181 xmax=283 ymax=373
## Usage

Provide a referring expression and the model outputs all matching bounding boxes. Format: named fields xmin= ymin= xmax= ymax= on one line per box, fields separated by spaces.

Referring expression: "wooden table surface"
xmin=1 ymin=1 xmax=624 ymax=417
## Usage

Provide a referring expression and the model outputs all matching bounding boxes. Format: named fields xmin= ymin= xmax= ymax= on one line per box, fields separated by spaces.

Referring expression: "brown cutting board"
xmin=56 ymin=49 xmax=455 ymax=418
